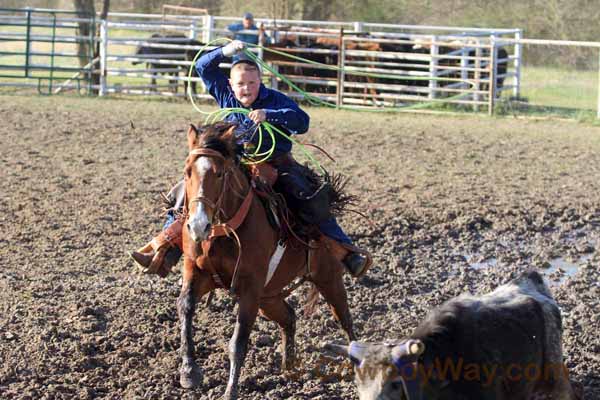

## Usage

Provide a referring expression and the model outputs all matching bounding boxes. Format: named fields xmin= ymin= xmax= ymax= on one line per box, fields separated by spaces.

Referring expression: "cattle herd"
xmin=132 ymin=29 xmax=509 ymax=105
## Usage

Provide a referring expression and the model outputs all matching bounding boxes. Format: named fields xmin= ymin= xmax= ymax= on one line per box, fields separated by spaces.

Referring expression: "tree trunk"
xmin=73 ymin=0 xmax=110 ymax=95
xmin=73 ymin=0 xmax=95 ymax=68
xmin=100 ymin=0 xmax=110 ymax=20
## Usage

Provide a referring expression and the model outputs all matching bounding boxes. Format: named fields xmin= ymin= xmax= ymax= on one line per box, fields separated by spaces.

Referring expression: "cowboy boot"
xmin=343 ymin=252 xmax=369 ymax=277
xmin=321 ymin=237 xmax=372 ymax=278
xmin=130 ymin=218 xmax=184 ymax=277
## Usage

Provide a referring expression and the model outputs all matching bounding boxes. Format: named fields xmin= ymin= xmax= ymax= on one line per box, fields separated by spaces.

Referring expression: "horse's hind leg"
xmin=311 ymin=252 xmax=356 ymax=342
xmin=259 ymin=297 xmax=296 ymax=371
xmin=224 ymin=289 xmax=260 ymax=400
xmin=178 ymin=263 xmax=214 ymax=389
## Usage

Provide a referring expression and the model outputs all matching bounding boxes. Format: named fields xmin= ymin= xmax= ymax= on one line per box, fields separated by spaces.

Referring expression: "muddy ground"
xmin=0 ymin=94 xmax=599 ymax=399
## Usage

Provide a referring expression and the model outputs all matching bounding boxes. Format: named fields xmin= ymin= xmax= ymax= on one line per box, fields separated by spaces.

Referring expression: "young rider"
xmin=131 ymin=40 xmax=369 ymax=278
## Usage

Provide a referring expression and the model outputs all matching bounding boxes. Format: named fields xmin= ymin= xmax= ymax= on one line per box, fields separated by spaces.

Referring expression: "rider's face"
xmin=243 ymin=17 xmax=253 ymax=29
xmin=229 ymin=67 xmax=260 ymax=107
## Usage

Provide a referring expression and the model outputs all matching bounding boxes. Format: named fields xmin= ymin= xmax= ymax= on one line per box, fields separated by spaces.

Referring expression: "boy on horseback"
xmin=131 ymin=40 xmax=369 ymax=278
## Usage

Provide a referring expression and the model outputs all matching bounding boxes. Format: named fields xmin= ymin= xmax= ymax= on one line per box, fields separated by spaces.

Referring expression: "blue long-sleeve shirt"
xmin=195 ymin=47 xmax=310 ymax=158
xmin=227 ymin=22 xmax=259 ymax=44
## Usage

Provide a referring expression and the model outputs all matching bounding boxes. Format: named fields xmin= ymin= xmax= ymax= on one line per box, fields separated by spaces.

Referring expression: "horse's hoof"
xmin=179 ymin=364 xmax=201 ymax=389
xmin=282 ymin=357 xmax=296 ymax=372
xmin=223 ymin=388 xmax=237 ymax=400
xmin=180 ymin=371 xmax=201 ymax=389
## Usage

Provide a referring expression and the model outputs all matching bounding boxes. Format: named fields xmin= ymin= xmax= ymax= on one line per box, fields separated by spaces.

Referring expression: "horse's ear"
xmin=222 ymin=124 xmax=236 ymax=142
xmin=187 ymin=124 xmax=199 ymax=150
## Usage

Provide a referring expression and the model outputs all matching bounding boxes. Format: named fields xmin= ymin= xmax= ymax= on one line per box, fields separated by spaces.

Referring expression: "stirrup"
xmin=343 ymin=252 xmax=368 ymax=278
xmin=131 ymin=247 xmax=180 ymax=277
xmin=130 ymin=247 xmax=167 ymax=274
xmin=341 ymin=244 xmax=372 ymax=278
xmin=131 ymin=219 xmax=184 ymax=276
xmin=320 ymin=236 xmax=373 ymax=278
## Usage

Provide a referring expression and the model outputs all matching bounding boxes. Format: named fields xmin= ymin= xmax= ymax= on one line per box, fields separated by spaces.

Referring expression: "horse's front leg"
xmin=178 ymin=259 xmax=213 ymax=389
xmin=224 ymin=288 xmax=260 ymax=400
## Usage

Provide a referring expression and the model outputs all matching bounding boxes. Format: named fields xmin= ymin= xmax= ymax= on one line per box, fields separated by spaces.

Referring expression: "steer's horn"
xmin=348 ymin=341 xmax=376 ymax=364
xmin=322 ymin=342 xmax=350 ymax=357
xmin=391 ymin=339 xmax=425 ymax=360
xmin=322 ymin=341 xmax=374 ymax=365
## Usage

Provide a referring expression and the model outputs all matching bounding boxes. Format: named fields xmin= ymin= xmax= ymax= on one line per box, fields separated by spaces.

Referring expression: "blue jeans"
xmin=163 ymin=210 xmax=183 ymax=258
xmin=163 ymin=210 xmax=177 ymax=230
xmin=318 ymin=217 xmax=352 ymax=244
xmin=274 ymin=161 xmax=353 ymax=245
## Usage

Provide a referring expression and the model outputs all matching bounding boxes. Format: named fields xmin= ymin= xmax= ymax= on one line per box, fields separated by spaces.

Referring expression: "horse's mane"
xmin=195 ymin=121 xmax=242 ymax=159
xmin=191 ymin=121 xmax=355 ymax=219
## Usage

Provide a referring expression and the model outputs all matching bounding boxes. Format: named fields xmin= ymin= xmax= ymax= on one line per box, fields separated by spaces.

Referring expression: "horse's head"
xmin=184 ymin=121 xmax=242 ymax=243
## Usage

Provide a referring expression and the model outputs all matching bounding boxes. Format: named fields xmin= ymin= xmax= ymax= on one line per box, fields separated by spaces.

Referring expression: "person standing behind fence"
xmin=227 ymin=12 xmax=259 ymax=45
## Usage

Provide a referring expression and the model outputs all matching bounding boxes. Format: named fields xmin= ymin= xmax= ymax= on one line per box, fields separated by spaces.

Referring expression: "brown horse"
xmin=178 ymin=121 xmax=357 ymax=399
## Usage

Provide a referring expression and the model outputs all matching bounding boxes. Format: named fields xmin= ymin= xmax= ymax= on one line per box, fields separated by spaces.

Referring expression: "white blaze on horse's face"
xmin=188 ymin=157 xmax=213 ymax=242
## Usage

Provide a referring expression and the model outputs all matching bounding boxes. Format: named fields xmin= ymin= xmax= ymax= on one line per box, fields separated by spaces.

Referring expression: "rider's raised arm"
xmin=195 ymin=47 xmax=230 ymax=105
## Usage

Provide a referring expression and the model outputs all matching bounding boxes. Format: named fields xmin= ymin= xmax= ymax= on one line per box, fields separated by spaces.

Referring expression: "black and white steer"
xmin=325 ymin=271 xmax=580 ymax=400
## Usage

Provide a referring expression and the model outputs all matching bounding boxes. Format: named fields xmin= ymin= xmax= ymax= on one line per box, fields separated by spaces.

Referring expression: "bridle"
xmin=183 ymin=147 xmax=255 ymax=293
xmin=185 ymin=148 xmax=232 ymax=222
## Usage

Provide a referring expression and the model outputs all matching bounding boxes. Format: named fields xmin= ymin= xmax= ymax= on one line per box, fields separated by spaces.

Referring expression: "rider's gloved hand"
xmin=222 ymin=40 xmax=245 ymax=57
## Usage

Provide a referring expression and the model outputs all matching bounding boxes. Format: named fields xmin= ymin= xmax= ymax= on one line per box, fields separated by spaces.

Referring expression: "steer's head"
xmin=323 ymin=339 xmax=426 ymax=400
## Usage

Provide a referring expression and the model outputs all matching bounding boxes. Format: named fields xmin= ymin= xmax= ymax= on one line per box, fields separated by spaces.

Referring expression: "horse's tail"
xmin=303 ymin=282 xmax=320 ymax=317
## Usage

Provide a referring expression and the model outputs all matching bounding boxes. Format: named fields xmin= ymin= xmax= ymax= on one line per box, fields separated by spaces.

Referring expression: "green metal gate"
xmin=0 ymin=8 xmax=96 ymax=94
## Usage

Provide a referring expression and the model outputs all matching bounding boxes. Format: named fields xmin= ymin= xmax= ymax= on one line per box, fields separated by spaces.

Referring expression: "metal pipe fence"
xmin=0 ymin=7 xmax=538 ymax=115
xmin=0 ymin=7 xmax=95 ymax=94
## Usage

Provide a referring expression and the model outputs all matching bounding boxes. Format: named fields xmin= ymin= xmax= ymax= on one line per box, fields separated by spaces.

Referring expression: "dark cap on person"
xmin=231 ymin=53 xmax=260 ymax=69
xmin=243 ymin=12 xmax=253 ymax=20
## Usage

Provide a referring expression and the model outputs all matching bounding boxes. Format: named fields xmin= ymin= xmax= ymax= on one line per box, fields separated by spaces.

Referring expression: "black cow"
xmin=324 ymin=271 xmax=580 ymax=400
xmin=132 ymin=33 xmax=206 ymax=95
